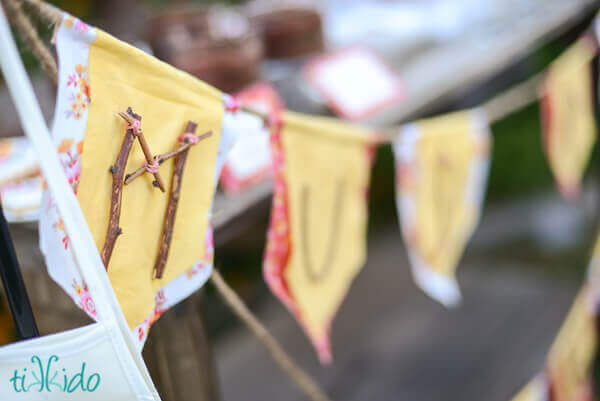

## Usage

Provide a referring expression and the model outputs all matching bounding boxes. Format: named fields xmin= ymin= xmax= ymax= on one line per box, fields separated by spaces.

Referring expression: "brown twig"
xmin=101 ymin=108 xmax=140 ymax=268
xmin=117 ymin=110 xmax=166 ymax=192
xmin=124 ymin=130 xmax=212 ymax=185
xmin=153 ymin=121 xmax=197 ymax=279
xmin=210 ymin=269 xmax=333 ymax=401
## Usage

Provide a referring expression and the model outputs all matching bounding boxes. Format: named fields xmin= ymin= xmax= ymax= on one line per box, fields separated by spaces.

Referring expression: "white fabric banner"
xmin=0 ymin=324 xmax=151 ymax=400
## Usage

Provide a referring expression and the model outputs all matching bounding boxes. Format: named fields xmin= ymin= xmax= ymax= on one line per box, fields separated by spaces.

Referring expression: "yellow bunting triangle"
xmin=393 ymin=110 xmax=491 ymax=306
xmin=52 ymin=20 xmax=224 ymax=329
xmin=263 ymin=111 xmax=374 ymax=363
xmin=540 ymin=36 xmax=597 ymax=200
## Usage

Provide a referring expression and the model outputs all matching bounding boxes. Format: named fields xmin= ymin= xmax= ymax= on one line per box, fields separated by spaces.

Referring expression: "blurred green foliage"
xmin=486 ymin=103 xmax=555 ymax=202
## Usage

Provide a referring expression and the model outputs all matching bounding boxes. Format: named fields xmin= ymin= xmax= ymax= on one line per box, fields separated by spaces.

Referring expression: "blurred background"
xmin=1 ymin=0 xmax=600 ymax=400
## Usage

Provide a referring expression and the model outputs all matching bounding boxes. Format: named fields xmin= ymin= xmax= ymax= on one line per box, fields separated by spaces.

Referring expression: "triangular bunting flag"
xmin=540 ymin=36 xmax=597 ymax=200
xmin=263 ymin=111 xmax=374 ymax=363
xmin=40 ymin=14 xmax=239 ymax=346
xmin=220 ymin=82 xmax=284 ymax=193
xmin=393 ymin=110 xmax=491 ymax=306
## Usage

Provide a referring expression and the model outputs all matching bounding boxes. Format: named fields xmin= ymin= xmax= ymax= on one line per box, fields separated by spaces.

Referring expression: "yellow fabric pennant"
xmin=263 ymin=111 xmax=374 ymax=363
xmin=75 ymin=29 xmax=223 ymax=327
xmin=541 ymin=36 xmax=597 ymax=200
xmin=393 ymin=110 xmax=491 ymax=306
xmin=546 ymin=286 xmax=596 ymax=401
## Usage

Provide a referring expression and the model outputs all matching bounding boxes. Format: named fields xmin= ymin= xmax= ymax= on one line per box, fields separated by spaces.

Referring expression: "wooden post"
xmin=143 ymin=293 xmax=221 ymax=401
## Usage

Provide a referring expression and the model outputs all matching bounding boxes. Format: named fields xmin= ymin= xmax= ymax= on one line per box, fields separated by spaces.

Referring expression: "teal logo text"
xmin=10 ymin=355 xmax=101 ymax=393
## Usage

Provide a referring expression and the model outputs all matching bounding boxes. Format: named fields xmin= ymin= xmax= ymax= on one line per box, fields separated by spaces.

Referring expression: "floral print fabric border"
xmin=263 ymin=116 xmax=333 ymax=363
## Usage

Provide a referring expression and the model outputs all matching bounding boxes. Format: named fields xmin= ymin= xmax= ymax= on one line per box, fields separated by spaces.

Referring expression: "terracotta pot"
xmin=252 ymin=7 xmax=324 ymax=59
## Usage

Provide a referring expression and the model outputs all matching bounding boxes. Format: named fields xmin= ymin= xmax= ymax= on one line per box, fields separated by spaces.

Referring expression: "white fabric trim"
xmin=409 ymin=253 xmax=462 ymax=307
